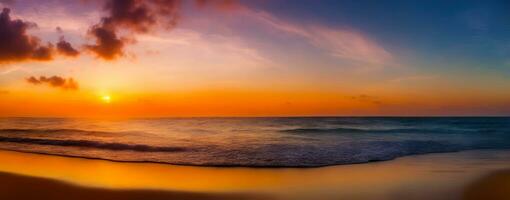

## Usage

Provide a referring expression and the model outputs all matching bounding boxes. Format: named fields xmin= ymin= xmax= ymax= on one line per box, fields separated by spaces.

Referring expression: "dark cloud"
xmin=85 ymin=24 xmax=125 ymax=60
xmin=56 ymin=26 xmax=63 ymax=34
xmin=55 ymin=27 xmax=80 ymax=57
xmin=25 ymin=76 xmax=79 ymax=90
xmin=3 ymin=1 xmax=240 ymax=63
xmin=86 ymin=0 xmax=181 ymax=60
xmin=86 ymin=0 xmax=236 ymax=60
xmin=103 ymin=0 xmax=155 ymax=33
xmin=0 ymin=8 xmax=55 ymax=63
xmin=57 ymin=36 xmax=80 ymax=57
xmin=31 ymin=44 xmax=54 ymax=60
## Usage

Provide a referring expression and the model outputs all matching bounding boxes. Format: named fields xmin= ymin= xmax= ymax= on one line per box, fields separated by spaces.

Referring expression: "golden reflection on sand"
xmin=0 ymin=150 xmax=509 ymax=200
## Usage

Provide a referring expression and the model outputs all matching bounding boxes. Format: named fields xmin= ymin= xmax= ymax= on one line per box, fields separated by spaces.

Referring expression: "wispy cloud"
xmin=0 ymin=66 xmax=18 ymax=75
xmin=139 ymin=29 xmax=273 ymax=68
xmin=389 ymin=74 xmax=438 ymax=83
xmin=8 ymin=2 xmax=101 ymax=33
xmin=2 ymin=0 xmax=392 ymax=67
xmin=245 ymin=10 xmax=392 ymax=65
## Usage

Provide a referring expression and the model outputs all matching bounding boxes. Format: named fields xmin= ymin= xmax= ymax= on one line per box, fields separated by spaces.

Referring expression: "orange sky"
xmin=1 ymin=85 xmax=508 ymax=117
xmin=0 ymin=0 xmax=509 ymax=117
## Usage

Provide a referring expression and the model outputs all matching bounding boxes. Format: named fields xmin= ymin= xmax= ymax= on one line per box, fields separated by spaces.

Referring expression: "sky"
xmin=0 ymin=0 xmax=509 ymax=117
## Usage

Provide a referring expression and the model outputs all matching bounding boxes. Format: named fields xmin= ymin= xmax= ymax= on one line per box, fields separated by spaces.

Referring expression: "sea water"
xmin=0 ymin=117 xmax=508 ymax=167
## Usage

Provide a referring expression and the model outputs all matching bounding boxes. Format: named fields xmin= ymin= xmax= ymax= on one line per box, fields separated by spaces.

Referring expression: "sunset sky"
xmin=0 ymin=0 xmax=509 ymax=117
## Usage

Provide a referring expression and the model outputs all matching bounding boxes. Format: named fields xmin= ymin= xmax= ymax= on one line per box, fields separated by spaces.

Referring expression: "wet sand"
xmin=463 ymin=169 xmax=510 ymax=200
xmin=0 ymin=149 xmax=509 ymax=200
xmin=0 ymin=171 xmax=265 ymax=200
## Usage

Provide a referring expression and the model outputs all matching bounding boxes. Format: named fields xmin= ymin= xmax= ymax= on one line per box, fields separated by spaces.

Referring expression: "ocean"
xmin=0 ymin=117 xmax=508 ymax=167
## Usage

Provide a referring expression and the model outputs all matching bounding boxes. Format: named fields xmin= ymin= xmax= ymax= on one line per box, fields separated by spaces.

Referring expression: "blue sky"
xmin=248 ymin=0 xmax=510 ymax=68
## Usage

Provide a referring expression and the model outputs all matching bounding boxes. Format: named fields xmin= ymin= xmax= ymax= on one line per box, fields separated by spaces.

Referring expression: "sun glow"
xmin=101 ymin=95 xmax=111 ymax=103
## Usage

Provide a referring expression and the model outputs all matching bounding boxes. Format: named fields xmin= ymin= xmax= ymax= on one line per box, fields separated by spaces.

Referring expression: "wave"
xmin=0 ymin=136 xmax=507 ymax=167
xmin=279 ymin=127 xmax=474 ymax=134
xmin=0 ymin=124 xmax=508 ymax=167
xmin=0 ymin=128 xmax=124 ymax=135
xmin=0 ymin=136 xmax=187 ymax=152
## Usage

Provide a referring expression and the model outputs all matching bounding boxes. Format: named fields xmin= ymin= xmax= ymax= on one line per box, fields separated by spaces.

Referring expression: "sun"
xmin=101 ymin=95 xmax=111 ymax=103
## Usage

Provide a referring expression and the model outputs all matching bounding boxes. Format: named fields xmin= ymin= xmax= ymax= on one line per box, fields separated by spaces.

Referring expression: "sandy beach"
xmin=0 ymin=171 xmax=265 ymax=200
xmin=0 ymin=149 xmax=509 ymax=200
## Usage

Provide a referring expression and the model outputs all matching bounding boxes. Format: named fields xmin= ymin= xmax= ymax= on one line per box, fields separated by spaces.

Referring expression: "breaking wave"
xmin=0 ymin=135 xmax=187 ymax=152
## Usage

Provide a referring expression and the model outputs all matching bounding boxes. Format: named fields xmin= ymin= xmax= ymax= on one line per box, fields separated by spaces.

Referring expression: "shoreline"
xmin=0 ymin=149 xmax=509 ymax=199
xmin=1 ymin=147 xmax=507 ymax=168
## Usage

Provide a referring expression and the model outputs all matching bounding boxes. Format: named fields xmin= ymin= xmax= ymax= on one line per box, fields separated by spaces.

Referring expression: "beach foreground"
xmin=0 ymin=171 xmax=265 ymax=200
xmin=0 ymin=150 xmax=509 ymax=200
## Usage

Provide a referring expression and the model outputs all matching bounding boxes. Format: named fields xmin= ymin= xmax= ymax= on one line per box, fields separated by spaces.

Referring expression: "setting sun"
xmin=101 ymin=95 xmax=111 ymax=103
